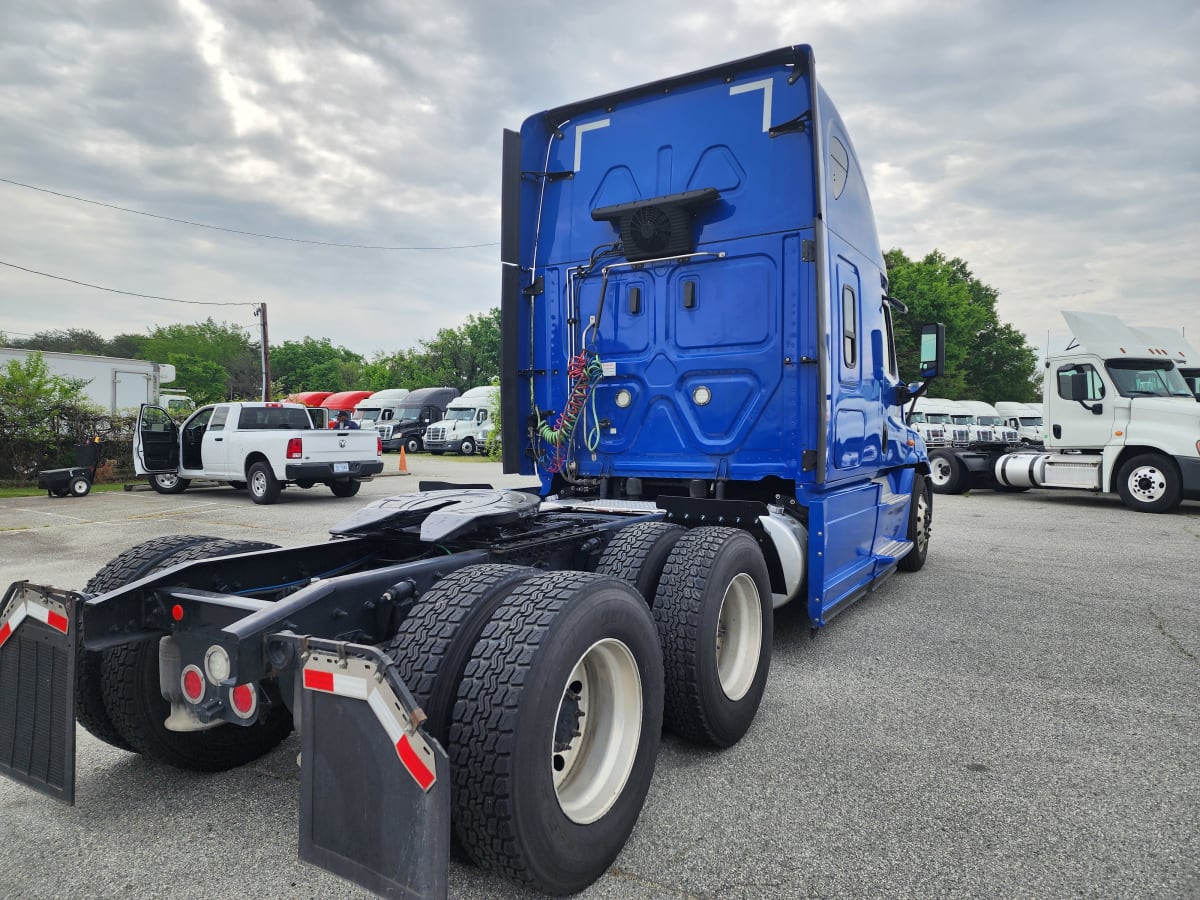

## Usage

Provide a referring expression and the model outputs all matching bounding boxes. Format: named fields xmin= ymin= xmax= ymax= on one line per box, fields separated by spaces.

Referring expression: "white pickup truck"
xmin=134 ymin=401 xmax=384 ymax=504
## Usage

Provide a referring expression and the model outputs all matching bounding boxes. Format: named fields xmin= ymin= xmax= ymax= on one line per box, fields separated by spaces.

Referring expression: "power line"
xmin=0 ymin=259 xmax=260 ymax=307
xmin=0 ymin=176 xmax=499 ymax=251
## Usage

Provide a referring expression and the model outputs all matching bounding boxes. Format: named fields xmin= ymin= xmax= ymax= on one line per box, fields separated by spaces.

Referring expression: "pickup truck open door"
xmin=133 ymin=404 xmax=181 ymax=475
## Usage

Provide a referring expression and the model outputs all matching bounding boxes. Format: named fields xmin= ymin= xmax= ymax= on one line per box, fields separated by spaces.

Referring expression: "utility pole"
xmin=255 ymin=303 xmax=271 ymax=401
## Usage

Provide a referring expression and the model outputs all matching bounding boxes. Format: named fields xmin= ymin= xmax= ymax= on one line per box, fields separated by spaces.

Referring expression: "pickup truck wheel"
xmin=898 ymin=472 xmax=932 ymax=572
xmin=78 ymin=535 xmax=226 ymax=750
xmin=653 ymin=526 xmax=772 ymax=747
xmin=329 ymin=479 xmax=361 ymax=498
xmin=149 ymin=473 xmax=190 ymax=494
xmin=406 ymin=435 xmax=422 ymax=454
xmin=595 ymin=521 xmax=685 ymax=603
xmin=450 ymin=572 xmax=663 ymax=894
xmin=1116 ymin=453 xmax=1183 ymax=513
xmin=459 ymin=438 xmax=476 ymax=457
xmin=927 ymin=450 xmax=967 ymax=494
xmin=247 ymin=461 xmax=281 ymax=504
xmin=100 ymin=538 xmax=291 ymax=771
xmin=70 ymin=476 xmax=92 ymax=497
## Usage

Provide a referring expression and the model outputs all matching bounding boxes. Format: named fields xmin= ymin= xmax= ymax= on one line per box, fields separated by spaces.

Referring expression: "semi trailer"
xmin=0 ymin=46 xmax=944 ymax=898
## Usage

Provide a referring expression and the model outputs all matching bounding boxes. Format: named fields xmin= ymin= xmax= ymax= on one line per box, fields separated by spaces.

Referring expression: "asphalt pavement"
xmin=1 ymin=458 xmax=1197 ymax=899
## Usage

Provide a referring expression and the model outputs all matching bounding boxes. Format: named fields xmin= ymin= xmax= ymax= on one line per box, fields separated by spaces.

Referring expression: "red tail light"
xmin=287 ymin=437 xmax=303 ymax=459
xmin=229 ymin=683 xmax=258 ymax=719
xmin=181 ymin=665 xmax=205 ymax=704
xmin=377 ymin=436 xmax=383 ymax=456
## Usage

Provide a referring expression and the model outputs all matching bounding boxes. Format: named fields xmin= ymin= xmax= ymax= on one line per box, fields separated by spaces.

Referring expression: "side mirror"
xmin=919 ymin=323 xmax=946 ymax=379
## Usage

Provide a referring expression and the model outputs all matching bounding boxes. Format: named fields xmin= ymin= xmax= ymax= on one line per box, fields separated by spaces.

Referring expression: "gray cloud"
xmin=1 ymin=0 xmax=1196 ymax=356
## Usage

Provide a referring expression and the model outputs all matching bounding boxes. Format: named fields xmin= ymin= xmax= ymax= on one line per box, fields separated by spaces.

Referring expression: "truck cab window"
xmin=841 ymin=284 xmax=857 ymax=367
xmin=1104 ymin=359 xmax=1192 ymax=398
xmin=209 ymin=407 xmax=229 ymax=431
xmin=882 ymin=304 xmax=898 ymax=378
xmin=1056 ymin=364 xmax=1105 ymax=402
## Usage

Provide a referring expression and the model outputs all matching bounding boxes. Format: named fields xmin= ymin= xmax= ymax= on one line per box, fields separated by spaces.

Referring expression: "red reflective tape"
xmin=46 ymin=610 xmax=69 ymax=634
xmin=303 ymin=669 xmax=335 ymax=692
xmin=396 ymin=734 xmax=435 ymax=791
xmin=0 ymin=621 xmax=11 ymax=648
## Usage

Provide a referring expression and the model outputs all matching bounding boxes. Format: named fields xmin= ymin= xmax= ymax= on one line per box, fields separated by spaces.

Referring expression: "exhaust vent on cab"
xmin=592 ymin=187 xmax=720 ymax=262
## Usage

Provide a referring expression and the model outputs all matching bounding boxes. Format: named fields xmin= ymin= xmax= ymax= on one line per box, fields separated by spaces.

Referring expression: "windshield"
xmin=355 ymin=408 xmax=382 ymax=422
xmin=1105 ymin=360 xmax=1192 ymax=398
xmin=926 ymin=413 xmax=951 ymax=424
xmin=395 ymin=406 xmax=423 ymax=421
xmin=910 ymin=412 xmax=926 ymax=423
xmin=446 ymin=408 xmax=475 ymax=421
xmin=951 ymin=415 xmax=974 ymax=425
xmin=976 ymin=416 xmax=1002 ymax=426
xmin=1018 ymin=416 xmax=1043 ymax=427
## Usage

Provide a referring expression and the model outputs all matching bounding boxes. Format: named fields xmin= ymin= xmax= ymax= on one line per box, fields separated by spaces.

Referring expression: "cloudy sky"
xmin=1 ymin=0 xmax=1197 ymax=360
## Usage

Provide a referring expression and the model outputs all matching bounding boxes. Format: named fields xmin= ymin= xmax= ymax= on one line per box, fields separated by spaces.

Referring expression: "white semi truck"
xmin=995 ymin=401 xmax=1045 ymax=445
xmin=0 ymin=347 xmax=192 ymax=417
xmin=983 ymin=312 xmax=1199 ymax=512
xmin=423 ymin=386 xmax=499 ymax=456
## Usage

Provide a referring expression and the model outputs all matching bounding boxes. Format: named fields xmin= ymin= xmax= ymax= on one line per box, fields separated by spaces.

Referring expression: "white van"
xmin=423 ymin=386 xmax=499 ymax=456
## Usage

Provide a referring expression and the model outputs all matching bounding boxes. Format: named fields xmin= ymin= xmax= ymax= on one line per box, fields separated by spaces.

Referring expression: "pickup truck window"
xmin=209 ymin=407 xmax=229 ymax=431
xmin=238 ymin=407 xmax=313 ymax=430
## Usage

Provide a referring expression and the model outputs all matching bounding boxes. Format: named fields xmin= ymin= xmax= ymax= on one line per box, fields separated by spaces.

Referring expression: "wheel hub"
xmin=715 ymin=573 xmax=762 ymax=702
xmin=1128 ymin=466 xmax=1166 ymax=502
xmin=552 ymin=638 xmax=642 ymax=825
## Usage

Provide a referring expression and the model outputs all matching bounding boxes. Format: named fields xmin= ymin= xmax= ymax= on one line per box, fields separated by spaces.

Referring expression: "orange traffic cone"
xmin=398 ymin=446 xmax=410 ymax=475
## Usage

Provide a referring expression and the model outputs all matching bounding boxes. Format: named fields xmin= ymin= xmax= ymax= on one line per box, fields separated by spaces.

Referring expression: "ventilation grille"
xmin=592 ymin=187 xmax=720 ymax=263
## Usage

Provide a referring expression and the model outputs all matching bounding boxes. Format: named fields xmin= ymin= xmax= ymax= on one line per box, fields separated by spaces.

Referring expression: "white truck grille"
xmin=426 ymin=426 xmax=446 ymax=442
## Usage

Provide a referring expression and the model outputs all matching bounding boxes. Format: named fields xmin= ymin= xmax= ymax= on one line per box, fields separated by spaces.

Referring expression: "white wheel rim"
xmin=715 ymin=573 xmax=762 ymax=701
xmin=156 ymin=474 xmax=179 ymax=488
xmin=929 ymin=457 xmax=951 ymax=486
xmin=552 ymin=638 xmax=642 ymax=825
xmin=251 ymin=470 xmax=267 ymax=495
xmin=1127 ymin=465 xmax=1166 ymax=503
xmin=73 ymin=479 xmax=89 ymax=493
xmin=914 ymin=488 xmax=931 ymax=554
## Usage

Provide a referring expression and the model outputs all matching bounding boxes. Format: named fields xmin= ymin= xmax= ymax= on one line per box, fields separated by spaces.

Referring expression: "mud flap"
xmin=294 ymin=638 xmax=450 ymax=900
xmin=0 ymin=583 xmax=79 ymax=805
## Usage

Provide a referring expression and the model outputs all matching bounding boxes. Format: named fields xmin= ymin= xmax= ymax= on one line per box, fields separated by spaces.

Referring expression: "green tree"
xmin=6 ymin=328 xmax=112 ymax=355
xmin=0 ymin=352 xmax=95 ymax=478
xmin=270 ymin=337 xmax=365 ymax=395
xmin=885 ymin=249 xmax=1038 ymax=402
xmin=141 ymin=319 xmax=261 ymax=399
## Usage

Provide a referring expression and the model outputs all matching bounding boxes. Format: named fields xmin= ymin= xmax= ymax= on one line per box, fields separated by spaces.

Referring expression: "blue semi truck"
xmin=0 ymin=46 xmax=943 ymax=898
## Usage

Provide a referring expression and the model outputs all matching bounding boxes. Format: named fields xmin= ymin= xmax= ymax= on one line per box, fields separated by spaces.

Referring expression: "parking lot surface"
xmin=1 ymin=458 xmax=1197 ymax=899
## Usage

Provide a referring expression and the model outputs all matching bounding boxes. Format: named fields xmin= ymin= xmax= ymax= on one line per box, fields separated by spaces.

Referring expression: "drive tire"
xmin=247 ymin=461 xmax=281 ymax=504
xmin=78 ymin=534 xmax=226 ymax=750
xmin=595 ymin=521 xmax=685 ymax=603
xmin=70 ymin=476 xmax=92 ymax=497
xmin=99 ymin=538 xmax=292 ymax=771
xmin=329 ymin=479 xmax=361 ymax=498
xmin=450 ymin=572 xmax=663 ymax=895
xmin=928 ymin=450 xmax=967 ymax=494
xmin=898 ymin=472 xmax=933 ymax=572
xmin=149 ymin=473 xmax=190 ymax=494
xmin=459 ymin=438 xmax=476 ymax=457
xmin=1116 ymin=453 xmax=1183 ymax=513
xmin=406 ymin=435 xmax=422 ymax=454
xmin=653 ymin=526 xmax=772 ymax=747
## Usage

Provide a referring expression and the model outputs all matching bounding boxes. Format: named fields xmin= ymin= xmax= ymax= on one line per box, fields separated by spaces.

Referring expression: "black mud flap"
xmin=292 ymin=637 xmax=450 ymax=900
xmin=0 ymin=582 xmax=79 ymax=805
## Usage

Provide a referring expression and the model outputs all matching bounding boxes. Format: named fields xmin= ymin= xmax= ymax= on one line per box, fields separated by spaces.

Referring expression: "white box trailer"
xmin=0 ymin=347 xmax=183 ymax=416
